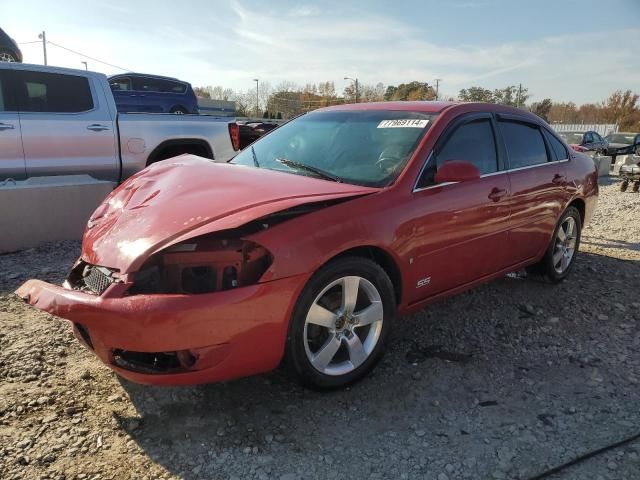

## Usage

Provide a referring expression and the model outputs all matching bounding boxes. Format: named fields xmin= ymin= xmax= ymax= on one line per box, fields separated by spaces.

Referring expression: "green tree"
xmin=531 ymin=98 xmax=553 ymax=121
xmin=383 ymin=82 xmax=435 ymax=101
xmin=458 ymin=86 xmax=494 ymax=102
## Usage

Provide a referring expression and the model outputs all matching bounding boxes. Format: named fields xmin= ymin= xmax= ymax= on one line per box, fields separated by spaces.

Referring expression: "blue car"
xmin=108 ymin=73 xmax=199 ymax=114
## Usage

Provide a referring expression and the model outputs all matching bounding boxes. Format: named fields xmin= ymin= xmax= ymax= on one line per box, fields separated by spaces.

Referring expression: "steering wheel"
xmin=375 ymin=151 xmax=402 ymax=174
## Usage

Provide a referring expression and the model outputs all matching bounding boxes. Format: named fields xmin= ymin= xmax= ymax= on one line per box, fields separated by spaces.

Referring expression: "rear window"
xmin=131 ymin=77 xmax=186 ymax=93
xmin=19 ymin=71 xmax=93 ymax=113
xmin=499 ymin=120 xmax=548 ymax=169
xmin=544 ymin=131 xmax=569 ymax=161
xmin=109 ymin=77 xmax=132 ymax=91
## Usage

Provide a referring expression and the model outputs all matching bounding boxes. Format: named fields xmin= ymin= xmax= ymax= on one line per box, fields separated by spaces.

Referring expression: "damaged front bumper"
xmin=15 ymin=273 xmax=308 ymax=385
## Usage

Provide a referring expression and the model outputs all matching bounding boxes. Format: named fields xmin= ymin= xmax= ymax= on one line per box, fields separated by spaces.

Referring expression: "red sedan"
xmin=17 ymin=101 xmax=598 ymax=389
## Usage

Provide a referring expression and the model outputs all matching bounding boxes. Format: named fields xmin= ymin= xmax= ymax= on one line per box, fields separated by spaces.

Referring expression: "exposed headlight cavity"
xmin=128 ymin=235 xmax=272 ymax=295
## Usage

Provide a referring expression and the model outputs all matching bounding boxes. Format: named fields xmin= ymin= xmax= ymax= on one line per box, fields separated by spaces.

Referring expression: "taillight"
xmin=229 ymin=122 xmax=240 ymax=151
xmin=571 ymin=145 xmax=587 ymax=153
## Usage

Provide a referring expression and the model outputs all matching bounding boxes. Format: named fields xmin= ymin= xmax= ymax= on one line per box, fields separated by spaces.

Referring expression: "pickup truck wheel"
xmin=170 ymin=106 xmax=188 ymax=114
xmin=285 ymin=257 xmax=395 ymax=390
xmin=620 ymin=181 xmax=629 ymax=192
xmin=0 ymin=50 xmax=18 ymax=62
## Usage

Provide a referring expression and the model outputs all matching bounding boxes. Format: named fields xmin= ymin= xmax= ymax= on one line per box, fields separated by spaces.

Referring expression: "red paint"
xmin=16 ymin=102 xmax=598 ymax=386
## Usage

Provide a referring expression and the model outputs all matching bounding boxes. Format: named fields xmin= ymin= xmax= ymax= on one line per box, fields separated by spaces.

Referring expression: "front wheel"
xmin=285 ymin=257 xmax=395 ymax=390
xmin=621 ymin=181 xmax=629 ymax=192
xmin=170 ymin=106 xmax=187 ymax=114
xmin=531 ymin=207 xmax=582 ymax=283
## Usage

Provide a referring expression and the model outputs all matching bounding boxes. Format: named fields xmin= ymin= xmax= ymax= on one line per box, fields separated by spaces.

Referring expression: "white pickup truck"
xmin=0 ymin=63 xmax=239 ymax=182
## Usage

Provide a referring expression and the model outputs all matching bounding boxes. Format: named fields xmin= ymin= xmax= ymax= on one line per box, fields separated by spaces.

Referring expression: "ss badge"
xmin=416 ymin=277 xmax=431 ymax=288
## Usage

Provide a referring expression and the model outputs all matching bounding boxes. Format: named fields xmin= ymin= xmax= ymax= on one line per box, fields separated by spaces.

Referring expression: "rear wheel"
xmin=633 ymin=182 xmax=640 ymax=193
xmin=621 ymin=181 xmax=629 ymax=192
xmin=170 ymin=106 xmax=188 ymax=114
xmin=528 ymin=207 xmax=581 ymax=283
xmin=285 ymin=257 xmax=395 ymax=389
xmin=0 ymin=50 xmax=18 ymax=62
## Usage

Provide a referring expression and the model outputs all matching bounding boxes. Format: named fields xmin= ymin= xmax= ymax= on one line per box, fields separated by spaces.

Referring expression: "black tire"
xmin=633 ymin=182 xmax=640 ymax=193
xmin=285 ymin=256 xmax=395 ymax=390
xmin=621 ymin=181 xmax=629 ymax=192
xmin=530 ymin=206 xmax=582 ymax=283
xmin=170 ymin=106 xmax=188 ymax=114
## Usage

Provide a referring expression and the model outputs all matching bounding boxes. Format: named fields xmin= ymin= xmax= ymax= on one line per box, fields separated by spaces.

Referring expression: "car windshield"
xmin=558 ymin=132 xmax=584 ymax=144
xmin=606 ymin=133 xmax=636 ymax=144
xmin=231 ymin=110 xmax=436 ymax=187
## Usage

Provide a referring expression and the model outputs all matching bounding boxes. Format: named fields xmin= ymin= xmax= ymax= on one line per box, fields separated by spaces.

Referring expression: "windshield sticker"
xmin=377 ymin=119 xmax=429 ymax=129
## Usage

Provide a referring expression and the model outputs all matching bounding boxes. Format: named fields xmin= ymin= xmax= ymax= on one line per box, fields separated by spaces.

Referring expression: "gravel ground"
xmin=0 ymin=179 xmax=638 ymax=480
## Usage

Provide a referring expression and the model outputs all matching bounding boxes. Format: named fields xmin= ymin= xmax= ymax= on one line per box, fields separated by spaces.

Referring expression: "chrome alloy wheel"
xmin=303 ymin=276 xmax=384 ymax=376
xmin=0 ymin=52 xmax=16 ymax=62
xmin=552 ymin=216 xmax=577 ymax=274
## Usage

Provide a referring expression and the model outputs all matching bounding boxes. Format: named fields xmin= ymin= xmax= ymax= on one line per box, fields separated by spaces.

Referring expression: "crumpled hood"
xmin=82 ymin=155 xmax=378 ymax=272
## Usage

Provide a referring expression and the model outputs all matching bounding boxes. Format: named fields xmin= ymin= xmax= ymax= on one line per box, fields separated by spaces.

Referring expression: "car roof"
xmin=317 ymin=101 xmax=546 ymax=122
xmin=319 ymin=101 xmax=457 ymax=113
xmin=0 ymin=62 xmax=103 ymax=77
xmin=108 ymin=72 xmax=184 ymax=83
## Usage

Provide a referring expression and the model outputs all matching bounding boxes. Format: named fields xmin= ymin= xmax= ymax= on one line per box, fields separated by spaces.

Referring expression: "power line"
xmin=46 ymin=41 xmax=130 ymax=71
xmin=18 ymin=40 xmax=42 ymax=45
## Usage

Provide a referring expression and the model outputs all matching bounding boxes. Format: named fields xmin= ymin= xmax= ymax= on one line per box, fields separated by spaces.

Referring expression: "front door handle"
xmin=488 ymin=187 xmax=507 ymax=202
xmin=0 ymin=122 xmax=15 ymax=130
xmin=87 ymin=124 xmax=110 ymax=132
xmin=552 ymin=174 xmax=566 ymax=185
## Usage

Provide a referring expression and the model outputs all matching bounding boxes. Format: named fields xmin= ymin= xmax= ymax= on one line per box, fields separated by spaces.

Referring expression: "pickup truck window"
xmin=19 ymin=71 xmax=94 ymax=113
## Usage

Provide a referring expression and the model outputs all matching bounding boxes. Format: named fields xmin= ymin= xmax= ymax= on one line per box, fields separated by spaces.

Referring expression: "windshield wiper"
xmin=251 ymin=146 xmax=260 ymax=168
xmin=275 ymin=158 xmax=342 ymax=183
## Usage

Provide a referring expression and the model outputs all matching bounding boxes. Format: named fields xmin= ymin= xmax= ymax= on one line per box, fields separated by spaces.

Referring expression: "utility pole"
xmin=81 ymin=61 xmax=88 ymax=71
xmin=38 ymin=31 xmax=47 ymax=65
xmin=344 ymin=76 xmax=358 ymax=103
xmin=253 ymin=78 xmax=259 ymax=117
xmin=434 ymin=78 xmax=441 ymax=100
xmin=517 ymin=83 xmax=522 ymax=108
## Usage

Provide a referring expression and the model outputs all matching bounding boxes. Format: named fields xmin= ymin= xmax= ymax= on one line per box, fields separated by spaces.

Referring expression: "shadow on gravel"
xmin=581 ymin=236 xmax=640 ymax=252
xmin=87 ymin=252 xmax=640 ymax=478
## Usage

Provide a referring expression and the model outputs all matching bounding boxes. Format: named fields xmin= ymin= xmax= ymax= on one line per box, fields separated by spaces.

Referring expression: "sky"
xmin=3 ymin=0 xmax=640 ymax=104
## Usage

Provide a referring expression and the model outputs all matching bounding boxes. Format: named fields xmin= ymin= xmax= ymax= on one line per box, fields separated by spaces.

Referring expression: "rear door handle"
xmin=488 ymin=187 xmax=507 ymax=202
xmin=0 ymin=122 xmax=15 ymax=130
xmin=552 ymin=174 xmax=566 ymax=185
xmin=87 ymin=124 xmax=110 ymax=132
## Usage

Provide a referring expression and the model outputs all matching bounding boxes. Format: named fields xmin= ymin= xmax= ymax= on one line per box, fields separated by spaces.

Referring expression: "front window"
xmin=558 ymin=132 xmax=584 ymax=144
xmin=231 ymin=110 xmax=436 ymax=187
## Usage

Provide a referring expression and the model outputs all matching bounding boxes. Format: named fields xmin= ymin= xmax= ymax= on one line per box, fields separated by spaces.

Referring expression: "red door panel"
xmin=507 ymin=162 xmax=567 ymax=262
xmin=405 ymin=173 xmax=511 ymax=304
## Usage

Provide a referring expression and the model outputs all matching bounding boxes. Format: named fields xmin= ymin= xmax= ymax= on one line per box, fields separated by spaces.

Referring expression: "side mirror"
xmin=434 ymin=160 xmax=481 ymax=183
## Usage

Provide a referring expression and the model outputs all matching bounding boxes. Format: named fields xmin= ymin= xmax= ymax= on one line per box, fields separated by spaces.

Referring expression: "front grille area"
xmin=83 ymin=266 xmax=113 ymax=295
xmin=67 ymin=262 xmax=117 ymax=295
